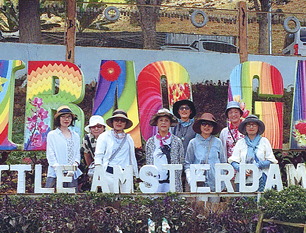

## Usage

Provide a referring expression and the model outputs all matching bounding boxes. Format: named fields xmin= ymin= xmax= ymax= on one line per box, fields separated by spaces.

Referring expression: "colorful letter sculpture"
xmin=290 ymin=60 xmax=306 ymax=149
xmin=137 ymin=61 xmax=192 ymax=141
xmin=24 ymin=61 xmax=85 ymax=150
xmin=92 ymin=60 xmax=141 ymax=147
xmin=228 ymin=61 xmax=284 ymax=149
xmin=0 ymin=60 xmax=25 ymax=150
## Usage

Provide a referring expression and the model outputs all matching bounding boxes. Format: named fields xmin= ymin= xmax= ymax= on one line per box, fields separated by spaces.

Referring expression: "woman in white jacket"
xmin=228 ymin=115 xmax=278 ymax=192
xmin=95 ymin=109 xmax=138 ymax=192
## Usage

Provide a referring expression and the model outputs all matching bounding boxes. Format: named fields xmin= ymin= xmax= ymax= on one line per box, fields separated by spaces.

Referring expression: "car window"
xmin=284 ymin=33 xmax=294 ymax=48
xmin=300 ymin=29 xmax=306 ymax=42
xmin=190 ymin=41 xmax=199 ymax=49
xmin=202 ymin=41 xmax=237 ymax=53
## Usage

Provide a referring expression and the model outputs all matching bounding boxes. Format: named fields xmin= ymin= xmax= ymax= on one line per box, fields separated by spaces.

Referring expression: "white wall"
xmin=0 ymin=42 xmax=303 ymax=88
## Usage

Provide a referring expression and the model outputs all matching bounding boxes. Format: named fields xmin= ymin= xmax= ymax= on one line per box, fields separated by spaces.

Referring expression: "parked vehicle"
xmin=283 ymin=27 xmax=306 ymax=56
xmin=161 ymin=39 xmax=238 ymax=53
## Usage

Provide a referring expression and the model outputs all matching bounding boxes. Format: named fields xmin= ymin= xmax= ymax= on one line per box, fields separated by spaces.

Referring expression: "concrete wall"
xmin=0 ymin=42 xmax=303 ymax=88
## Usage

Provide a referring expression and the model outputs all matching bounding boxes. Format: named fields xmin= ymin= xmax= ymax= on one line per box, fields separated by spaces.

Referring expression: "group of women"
xmin=46 ymin=100 xmax=278 ymax=198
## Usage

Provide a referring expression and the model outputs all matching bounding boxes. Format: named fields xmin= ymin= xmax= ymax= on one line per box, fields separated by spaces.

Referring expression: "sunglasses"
xmin=90 ymin=125 xmax=104 ymax=129
xmin=179 ymin=106 xmax=190 ymax=111
xmin=201 ymin=121 xmax=214 ymax=127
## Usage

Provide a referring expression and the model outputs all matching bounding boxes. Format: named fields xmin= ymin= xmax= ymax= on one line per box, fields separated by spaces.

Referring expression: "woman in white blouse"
xmin=228 ymin=115 xmax=278 ymax=192
xmin=46 ymin=106 xmax=81 ymax=191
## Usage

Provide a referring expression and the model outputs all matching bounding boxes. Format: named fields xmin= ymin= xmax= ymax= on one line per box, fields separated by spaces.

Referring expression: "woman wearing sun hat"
xmin=94 ymin=109 xmax=138 ymax=192
xmin=219 ymin=101 xmax=245 ymax=191
xmin=146 ymin=108 xmax=184 ymax=192
xmin=172 ymin=99 xmax=197 ymax=192
xmin=228 ymin=115 xmax=278 ymax=192
xmin=172 ymin=99 xmax=197 ymax=153
xmin=45 ymin=105 xmax=82 ymax=191
xmin=220 ymin=101 xmax=244 ymax=160
xmin=185 ymin=113 xmax=226 ymax=203
xmin=81 ymin=115 xmax=107 ymax=169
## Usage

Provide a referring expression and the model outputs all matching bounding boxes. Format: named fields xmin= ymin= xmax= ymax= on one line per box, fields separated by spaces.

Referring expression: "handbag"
xmin=88 ymin=134 xmax=127 ymax=177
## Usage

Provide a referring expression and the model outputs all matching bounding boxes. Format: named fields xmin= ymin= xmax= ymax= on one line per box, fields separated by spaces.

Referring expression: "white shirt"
xmin=46 ymin=128 xmax=82 ymax=178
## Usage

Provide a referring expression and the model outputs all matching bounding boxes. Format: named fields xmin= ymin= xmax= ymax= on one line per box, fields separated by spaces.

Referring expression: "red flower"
xmin=295 ymin=122 xmax=306 ymax=135
xmin=100 ymin=61 xmax=121 ymax=82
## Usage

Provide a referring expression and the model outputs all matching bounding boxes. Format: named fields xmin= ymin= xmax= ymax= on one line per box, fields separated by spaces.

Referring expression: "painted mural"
xmin=92 ymin=60 xmax=141 ymax=147
xmin=23 ymin=61 xmax=85 ymax=150
xmin=0 ymin=59 xmax=305 ymax=151
xmin=137 ymin=61 xmax=192 ymax=141
xmin=228 ymin=61 xmax=284 ymax=149
xmin=290 ymin=60 xmax=306 ymax=149
xmin=0 ymin=60 xmax=25 ymax=150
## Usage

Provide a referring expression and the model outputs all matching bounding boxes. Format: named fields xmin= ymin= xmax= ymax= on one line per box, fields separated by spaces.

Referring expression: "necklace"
xmin=179 ymin=124 xmax=188 ymax=141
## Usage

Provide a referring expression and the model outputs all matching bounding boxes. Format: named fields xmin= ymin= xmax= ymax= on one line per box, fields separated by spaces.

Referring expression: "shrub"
xmin=0 ymin=193 xmax=260 ymax=232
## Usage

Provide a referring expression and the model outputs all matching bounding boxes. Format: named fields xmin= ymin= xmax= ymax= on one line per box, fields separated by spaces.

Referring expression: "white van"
xmin=283 ymin=27 xmax=306 ymax=56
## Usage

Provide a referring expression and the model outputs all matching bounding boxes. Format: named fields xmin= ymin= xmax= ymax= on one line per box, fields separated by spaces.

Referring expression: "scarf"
xmin=245 ymin=134 xmax=261 ymax=164
xmin=112 ymin=129 xmax=126 ymax=139
xmin=178 ymin=118 xmax=194 ymax=127
xmin=156 ymin=132 xmax=171 ymax=148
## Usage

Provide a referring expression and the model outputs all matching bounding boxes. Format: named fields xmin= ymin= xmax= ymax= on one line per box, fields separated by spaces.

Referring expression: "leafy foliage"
xmin=0 ymin=193 xmax=261 ymax=232
xmin=0 ymin=0 xmax=18 ymax=32
xmin=259 ymin=185 xmax=306 ymax=223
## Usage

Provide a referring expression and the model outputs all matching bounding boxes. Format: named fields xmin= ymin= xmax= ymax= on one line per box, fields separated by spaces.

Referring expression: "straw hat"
xmin=85 ymin=115 xmax=106 ymax=132
xmin=225 ymin=101 xmax=243 ymax=118
xmin=238 ymin=115 xmax=265 ymax=135
xmin=172 ymin=99 xmax=196 ymax=119
xmin=192 ymin=113 xmax=221 ymax=135
xmin=106 ymin=109 xmax=133 ymax=129
xmin=54 ymin=105 xmax=77 ymax=120
xmin=149 ymin=108 xmax=178 ymax=127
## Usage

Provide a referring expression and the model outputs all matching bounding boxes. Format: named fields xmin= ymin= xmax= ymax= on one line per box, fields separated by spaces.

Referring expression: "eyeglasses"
xmin=179 ymin=106 xmax=190 ymax=111
xmin=60 ymin=115 xmax=72 ymax=120
xmin=246 ymin=123 xmax=258 ymax=128
xmin=90 ymin=125 xmax=104 ymax=129
xmin=201 ymin=121 xmax=214 ymax=127
xmin=113 ymin=118 xmax=126 ymax=123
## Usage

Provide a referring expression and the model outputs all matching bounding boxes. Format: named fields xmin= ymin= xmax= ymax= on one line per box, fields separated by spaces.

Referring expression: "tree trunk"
xmin=19 ymin=0 xmax=41 ymax=43
xmin=136 ymin=0 xmax=161 ymax=49
xmin=257 ymin=0 xmax=270 ymax=54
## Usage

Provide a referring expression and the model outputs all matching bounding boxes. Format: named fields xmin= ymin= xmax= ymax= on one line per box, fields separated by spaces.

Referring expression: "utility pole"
xmin=66 ymin=0 xmax=76 ymax=63
xmin=238 ymin=1 xmax=248 ymax=63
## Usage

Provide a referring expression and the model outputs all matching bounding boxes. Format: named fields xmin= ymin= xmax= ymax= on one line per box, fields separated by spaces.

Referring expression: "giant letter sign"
xmin=0 ymin=60 xmax=25 ymax=150
xmin=24 ymin=61 xmax=85 ymax=150
xmin=137 ymin=61 xmax=192 ymax=141
xmin=228 ymin=61 xmax=283 ymax=149
xmin=92 ymin=60 xmax=141 ymax=147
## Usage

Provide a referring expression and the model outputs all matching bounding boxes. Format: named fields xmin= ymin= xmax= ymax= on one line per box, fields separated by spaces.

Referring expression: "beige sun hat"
xmin=106 ymin=109 xmax=133 ymax=129
xmin=149 ymin=108 xmax=178 ymax=127
xmin=54 ymin=105 xmax=77 ymax=120
xmin=192 ymin=113 xmax=221 ymax=135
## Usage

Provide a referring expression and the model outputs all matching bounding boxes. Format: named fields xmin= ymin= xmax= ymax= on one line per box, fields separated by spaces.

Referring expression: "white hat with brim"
xmin=85 ymin=115 xmax=106 ymax=132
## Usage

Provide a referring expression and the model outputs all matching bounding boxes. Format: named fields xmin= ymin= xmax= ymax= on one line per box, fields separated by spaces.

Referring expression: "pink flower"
xmin=23 ymin=157 xmax=32 ymax=164
xmin=32 ymin=97 xmax=43 ymax=108
xmin=27 ymin=115 xmax=38 ymax=131
xmin=37 ymin=121 xmax=48 ymax=134
xmin=30 ymin=134 xmax=43 ymax=148
xmin=242 ymin=109 xmax=249 ymax=118
xmin=240 ymin=102 xmax=246 ymax=110
xmin=37 ymin=107 xmax=48 ymax=120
